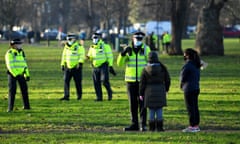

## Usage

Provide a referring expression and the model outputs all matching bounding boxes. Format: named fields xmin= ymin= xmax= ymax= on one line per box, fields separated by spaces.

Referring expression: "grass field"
xmin=0 ymin=39 xmax=240 ymax=144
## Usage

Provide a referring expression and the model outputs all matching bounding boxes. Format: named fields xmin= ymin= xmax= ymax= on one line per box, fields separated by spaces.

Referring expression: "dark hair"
xmin=184 ymin=48 xmax=201 ymax=68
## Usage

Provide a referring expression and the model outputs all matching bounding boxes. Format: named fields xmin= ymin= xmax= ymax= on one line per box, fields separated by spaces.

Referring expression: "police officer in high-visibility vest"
xmin=5 ymin=39 xmax=30 ymax=112
xmin=60 ymin=34 xmax=85 ymax=101
xmin=117 ymin=31 xmax=151 ymax=131
xmin=87 ymin=32 xmax=116 ymax=101
xmin=162 ymin=32 xmax=171 ymax=53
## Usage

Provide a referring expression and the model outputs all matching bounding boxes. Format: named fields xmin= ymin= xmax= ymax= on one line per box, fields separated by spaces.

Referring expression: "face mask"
xmin=92 ymin=38 xmax=98 ymax=44
xmin=183 ymin=55 xmax=188 ymax=61
xmin=67 ymin=40 xmax=74 ymax=45
xmin=133 ymin=40 xmax=142 ymax=47
xmin=15 ymin=44 xmax=22 ymax=49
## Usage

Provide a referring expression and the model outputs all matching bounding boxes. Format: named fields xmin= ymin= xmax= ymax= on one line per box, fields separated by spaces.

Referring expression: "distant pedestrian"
xmin=146 ymin=32 xmax=157 ymax=51
xmin=5 ymin=39 xmax=31 ymax=112
xmin=180 ymin=48 xmax=201 ymax=132
xmin=139 ymin=51 xmax=170 ymax=132
xmin=87 ymin=32 xmax=116 ymax=101
xmin=79 ymin=30 xmax=86 ymax=46
xmin=60 ymin=34 xmax=85 ymax=101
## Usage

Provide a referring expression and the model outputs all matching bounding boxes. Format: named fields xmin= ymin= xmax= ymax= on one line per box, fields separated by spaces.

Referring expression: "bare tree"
xmin=0 ymin=0 xmax=26 ymax=30
xmin=195 ymin=0 xmax=228 ymax=56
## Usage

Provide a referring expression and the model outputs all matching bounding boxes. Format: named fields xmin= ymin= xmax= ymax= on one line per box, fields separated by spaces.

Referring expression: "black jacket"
xmin=140 ymin=62 xmax=171 ymax=108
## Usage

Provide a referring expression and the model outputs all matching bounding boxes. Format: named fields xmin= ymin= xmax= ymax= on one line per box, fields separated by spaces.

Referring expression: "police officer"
xmin=87 ymin=32 xmax=116 ymax=101
xmin=5 ymin=39 xmax=30 ymax=112
xmin=117 ymin=31 xmax=151 ymax=131
xmin=162 ymin=32 xmax=171 ymax=53
xmin=60 ymin=34 xmax=85 ymax=101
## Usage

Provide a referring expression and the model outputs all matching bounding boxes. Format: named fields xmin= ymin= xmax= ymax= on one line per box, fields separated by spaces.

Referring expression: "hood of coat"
xmin=145 ymin=51 xmax=161 ymax=75
xmin=148 ymin=51 xmax=159 ymax=63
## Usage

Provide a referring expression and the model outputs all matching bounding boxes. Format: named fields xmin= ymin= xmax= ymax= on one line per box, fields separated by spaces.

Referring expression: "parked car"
xmin=3 ymin=30 xmax=26 ymax=40
xmin=42 ymin=29 xmax=67 ymax=40
xmin=223 ymin=27 xmax=240 ymax=38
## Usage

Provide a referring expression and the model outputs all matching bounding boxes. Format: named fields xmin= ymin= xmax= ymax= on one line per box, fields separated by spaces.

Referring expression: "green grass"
xmin=0 ymin=39 xmax=240 ymax=144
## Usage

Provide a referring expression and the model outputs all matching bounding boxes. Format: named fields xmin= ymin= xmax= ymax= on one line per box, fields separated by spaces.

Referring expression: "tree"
xmin=0 ymin=0 xmax=26 ymax=30
xmin=169 ymin=0 xmax=190 ymax=55
xmin=195 ymin=0 xmax=228 ymax=56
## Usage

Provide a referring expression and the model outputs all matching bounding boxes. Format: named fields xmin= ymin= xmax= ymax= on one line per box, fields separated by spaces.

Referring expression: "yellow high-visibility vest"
xmin=163 ymin=33 xmax=171 ymax=43
xmin=61 ymin=41 xmax=85 ymax=69
xmin=117 ymin=44 xmax=151 ymax=82
xmin=87 ymin=39 xmax=113 ymax=67
xmin=5 ymin=48 xmax=30 ymax=77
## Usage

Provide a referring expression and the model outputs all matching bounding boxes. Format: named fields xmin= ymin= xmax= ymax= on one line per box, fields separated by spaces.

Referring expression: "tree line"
xmin=0 ymin=0 xmax=239 ymax=55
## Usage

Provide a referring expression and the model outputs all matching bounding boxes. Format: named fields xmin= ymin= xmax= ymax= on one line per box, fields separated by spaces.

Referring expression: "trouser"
xmin=64 ymin=67 xmax=82 ymax=99
xmin=165 ymin=42 xmax=170 ymax=53
xmin=149 ymin=108 xmax=163 ymax=121
xmin=8 ymin=74 xmax=30 ymax=111
xmin=92 ymin=63 xmax=112 ymax=100
xmin=127 ymin=82 xmax=147 ymax=127
xmin=184 ymin=89 xmax=200 ymax=126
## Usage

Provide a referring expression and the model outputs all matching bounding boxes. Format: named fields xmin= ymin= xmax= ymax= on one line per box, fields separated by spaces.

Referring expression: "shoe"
xmin=60 ymin=97 xmax=69 ymax=101
xmin=140 ymin=125 xmax=147 ymax=132
xmin=77 ymin=97 xmax=81 ymax=100
xmin=123 ymin=124 xmax=139 ymax=131
xmin=182 ymin=126 xmax=200 ymax=132
xmin=23 ymin=107 xmax=31 ymax=110
xmin=7 ymin=109 xmax=13 ymax=112
xmin=94 ymin=99 xmax=102 ymax=102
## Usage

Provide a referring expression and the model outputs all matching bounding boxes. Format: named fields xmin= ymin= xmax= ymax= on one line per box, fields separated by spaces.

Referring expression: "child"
xmin=139 ymin=51 xmax=171 ymax=131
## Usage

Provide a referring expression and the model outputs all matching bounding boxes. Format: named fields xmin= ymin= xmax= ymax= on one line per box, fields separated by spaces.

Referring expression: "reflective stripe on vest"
xmin=125 ymin=45 xmax=148 ymax=82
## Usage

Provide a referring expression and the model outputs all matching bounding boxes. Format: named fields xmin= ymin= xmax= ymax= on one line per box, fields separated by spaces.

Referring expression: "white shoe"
xmin=182 ymin=126 xmax=200 ymax=132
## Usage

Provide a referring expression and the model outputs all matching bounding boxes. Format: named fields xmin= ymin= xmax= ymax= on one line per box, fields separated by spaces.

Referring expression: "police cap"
xmin=10 ymin=39 xmax=22 ymax=45
xmin=66 ymin=34 xmax=77 ymax=40
xmin=133 ymin=31 xmax=145 ymax=40
xmin=92 ymin=32 xmax=102 ymax=39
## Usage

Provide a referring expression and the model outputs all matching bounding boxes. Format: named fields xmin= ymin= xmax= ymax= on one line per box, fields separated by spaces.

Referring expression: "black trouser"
xmin=184 ymin=89 xmax=200 ymax=126
xmin=8 ymin=74 xmax=30 ymax=111
xmin=63 ymin=67 xmax=82 ymax=99
xmin=165 ymin=42 xmax=170 ymax=53
xmin=92 ymin=63 xmax=112 ymax=100
xmin=127 ymin=82 xmax=147 ymax=127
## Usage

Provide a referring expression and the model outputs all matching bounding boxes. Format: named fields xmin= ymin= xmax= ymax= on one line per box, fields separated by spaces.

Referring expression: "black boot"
xmin=149 ymin=120 xmax=155 ymax=132
xmin=123 ymin=124 xmax=139 ymax=131
xmin=156 ymin=120 xmax=164 ymax=132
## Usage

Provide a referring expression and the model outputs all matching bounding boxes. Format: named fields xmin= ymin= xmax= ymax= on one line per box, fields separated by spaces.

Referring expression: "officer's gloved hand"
xmin=15 ymin=75 xmax=21 ymax=79
xmin=61 ymin=66 xmax=65 ymax=71
xmin=121 ymin=46 xmax=131 ymax=56
xmin=26 ymin=77 xmax=30 ymax=82
xmin=109 ymin=66 xmax=117 ymax=76
xmin=77 ymin=63 xmax=83 ymax=69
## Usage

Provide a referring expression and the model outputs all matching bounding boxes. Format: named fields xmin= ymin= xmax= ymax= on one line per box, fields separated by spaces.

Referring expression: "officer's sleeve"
xmin=87 ymin=46 xmax=93 ymax=61
xmin=78 ymin=45 xmax=85 ymax=64
xmin=23 ymin=53 xmax=30 ymax=77
xmin=61 ymin=47 xmax=66 ymax=66
xmin=105 ymin=44 xmax=113 ymax=66
xmin=117 ymin=54 xmax=127 ymax=67
xmin=144 ymin=45 xmax=151 ymax=61
xmin=5 ymin=51 xmax=18 ymax=77
xmin=24 ymin=67 xmax=30 ymax=77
